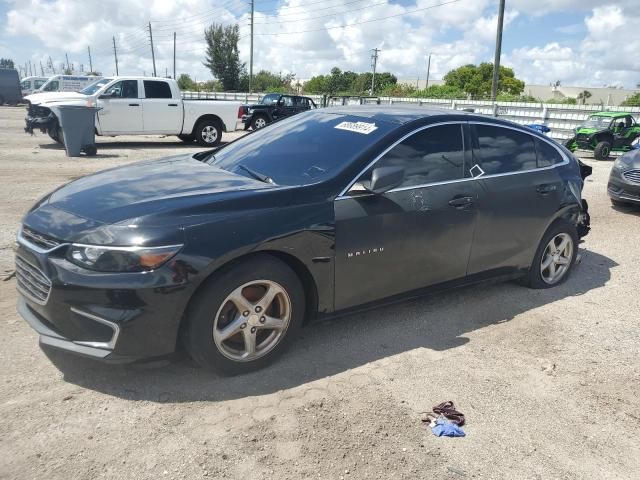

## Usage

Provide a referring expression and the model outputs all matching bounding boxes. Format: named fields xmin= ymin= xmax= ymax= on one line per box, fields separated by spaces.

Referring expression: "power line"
xmin=246 ymin=0 xmax=462 ymax=37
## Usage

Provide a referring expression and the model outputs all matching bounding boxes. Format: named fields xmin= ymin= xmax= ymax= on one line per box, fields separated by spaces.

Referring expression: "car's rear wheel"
xmin=593 ymin=141 xmax=611 ymax=160
xmin=195 ymin=120 xmax=222 ymax=147
xmin=251 ymin=115 xmax=268 ymax=130
xmin=177 ymin=134 xmax=195 ymax=143
xmin=523 ymin=221 xmax=578 ymax=289
xmin=185 ymin=255 xmax=305 ymax=375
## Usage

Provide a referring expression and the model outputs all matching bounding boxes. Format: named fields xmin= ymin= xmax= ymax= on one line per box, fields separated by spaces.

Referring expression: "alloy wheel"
xmin=540 ymin=233 xmax=573 ymax=285
xmin=213 ymin=280 xmax=292 ymax=362
xmin=201 ymin=125 xmax=218 ymax=144
xmin=254 ymin=117 xmax=267 ymax=129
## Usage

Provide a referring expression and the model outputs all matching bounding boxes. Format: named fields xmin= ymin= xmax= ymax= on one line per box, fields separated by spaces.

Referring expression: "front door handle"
xmin=448 ymin=196 xmax=474 ymax=209
xmin=168 ymin=103 xmax=178 ymax=107
xmin=536 ymin=184 xmax=557 ymax=195
xmin=128 ymin=103 xmax=140 ymax=107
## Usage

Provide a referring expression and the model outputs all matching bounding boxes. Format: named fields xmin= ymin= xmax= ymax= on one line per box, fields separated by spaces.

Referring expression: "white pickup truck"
xmin=25 ymin=76 xmax=242 ymax=146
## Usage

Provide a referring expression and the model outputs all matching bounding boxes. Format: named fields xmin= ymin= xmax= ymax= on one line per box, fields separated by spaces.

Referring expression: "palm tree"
xmin=577 ymin=90 xmax=592 ymax=105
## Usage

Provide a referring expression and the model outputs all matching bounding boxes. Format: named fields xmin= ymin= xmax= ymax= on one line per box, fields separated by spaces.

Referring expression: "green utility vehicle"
xmin=564 ymin=112 xmax=640 ymax=160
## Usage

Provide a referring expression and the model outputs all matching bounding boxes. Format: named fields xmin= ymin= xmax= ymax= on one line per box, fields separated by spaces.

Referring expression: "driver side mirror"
xmin=363 ymin=166 xmax=405 ymax=194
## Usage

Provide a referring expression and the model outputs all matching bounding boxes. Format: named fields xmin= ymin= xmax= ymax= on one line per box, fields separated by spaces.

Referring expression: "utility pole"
xmin=249 ymin=0 xmax=254 ymax=93
xmin=173 ymin=32 xmax=176 ymax=79
xmin=426 ymin=52 xmax=432 ymax=89
xmin=165 ymin=67 xmax=168 ymax=78
xmin=148 ymin=21 xmax=157 ymax=77
xmin=491 ymin=0 xmax=506 ymax=102
xmin=40 ymin=61 xmax=44 ymax=76
xmin=112 ymin=36 xmax=119 ymax=75
xmin=65 ymin=53 xmax=70 ymax=71
xmin=370 ymin=48 xmax=380 ymax=95
xmin=88 ymin=46 xmax=93 ymax=73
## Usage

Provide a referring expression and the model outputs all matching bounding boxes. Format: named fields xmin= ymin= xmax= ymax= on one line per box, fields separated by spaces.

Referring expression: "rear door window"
xmin=535 ymin=138 xmax=563 ymax=168
xmin=363 ymin=123 xmax=466 ymax=188
xmin=143 ymin=80 xmax=172 ymax=99
xmin=474 ymin=124 xmax=537 ymax=175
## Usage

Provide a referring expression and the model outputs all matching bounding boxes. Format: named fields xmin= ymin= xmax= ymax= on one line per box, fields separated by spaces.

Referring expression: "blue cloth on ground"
xmin=431 ymin=418 xmax=466 ymax=437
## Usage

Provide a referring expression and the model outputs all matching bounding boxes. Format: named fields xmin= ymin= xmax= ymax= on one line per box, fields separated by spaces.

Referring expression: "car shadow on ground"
xmin=611 ymin=203 xmax=640 ymax=217
xmin=44 ymin=248 xmax=617 ymax=403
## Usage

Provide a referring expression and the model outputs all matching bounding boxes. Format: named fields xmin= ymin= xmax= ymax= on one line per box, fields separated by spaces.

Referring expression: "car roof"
xmin=590 ymin=111 xmax=630 ymax=118
xmin=322 ymin=104 xmax=488 ymax=125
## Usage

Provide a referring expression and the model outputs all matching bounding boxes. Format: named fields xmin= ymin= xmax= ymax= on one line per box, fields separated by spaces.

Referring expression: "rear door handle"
xmin=536 ymin=184 xmax=557 ymax=195
xmin=448 ymin=196 xmax=474 ymax=208
xmin=128 ymin=103 xmax=140 ymax=107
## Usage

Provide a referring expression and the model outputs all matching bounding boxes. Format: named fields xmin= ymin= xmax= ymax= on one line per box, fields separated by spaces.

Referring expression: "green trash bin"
xmin=48 ymin=105 xmax=101 ymax=157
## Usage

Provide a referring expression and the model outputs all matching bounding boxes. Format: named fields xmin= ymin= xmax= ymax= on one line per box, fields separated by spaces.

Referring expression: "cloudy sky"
xmin=1 ymin=0 xmax=639 ymax=88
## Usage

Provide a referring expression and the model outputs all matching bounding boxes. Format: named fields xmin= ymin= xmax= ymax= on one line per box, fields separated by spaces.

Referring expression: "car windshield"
xmin=583 ymin=116 xmax=613 ymax=129
xmin=80 ymin=78 xmax=112 ymax=95
xmin=260 ymin=94 xmax=280 ymax=105
xmin=207 ymin=111 xmax=394 ymax=186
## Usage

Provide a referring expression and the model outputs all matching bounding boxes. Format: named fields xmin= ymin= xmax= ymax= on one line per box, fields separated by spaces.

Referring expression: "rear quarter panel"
xmin=182 ymin=100 xmax=242 ymax=133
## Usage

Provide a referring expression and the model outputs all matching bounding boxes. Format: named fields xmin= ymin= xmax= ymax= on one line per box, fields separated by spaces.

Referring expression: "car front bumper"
xmin=607 ymin=168 xmax=640 ymax=204
xmin=15 ymin=233 xmax=193 ymax=363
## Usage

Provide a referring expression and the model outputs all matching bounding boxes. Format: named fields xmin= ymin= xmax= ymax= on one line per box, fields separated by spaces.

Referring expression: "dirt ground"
xmin=0 ymin=105 xmax=639 ymax=480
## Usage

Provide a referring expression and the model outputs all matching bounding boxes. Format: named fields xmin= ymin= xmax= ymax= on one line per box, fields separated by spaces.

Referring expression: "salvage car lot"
xmin=0 ymin=106 xmax=639 ymax=479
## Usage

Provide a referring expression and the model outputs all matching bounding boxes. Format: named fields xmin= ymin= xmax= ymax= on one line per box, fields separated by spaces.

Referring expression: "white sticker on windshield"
xmin=334 ymin=121 xmax=378 ymax=135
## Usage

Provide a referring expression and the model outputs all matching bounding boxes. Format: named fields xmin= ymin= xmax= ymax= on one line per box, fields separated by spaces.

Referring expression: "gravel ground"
xmin=0 ymin=106 xmax=639 ymax=480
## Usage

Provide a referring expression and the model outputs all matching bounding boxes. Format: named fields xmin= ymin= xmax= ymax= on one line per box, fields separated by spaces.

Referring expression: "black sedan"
xmin=608 ymin=149 xmax=640 ymax=206
xmin=15 ymin=107 xmax=591 ymax=374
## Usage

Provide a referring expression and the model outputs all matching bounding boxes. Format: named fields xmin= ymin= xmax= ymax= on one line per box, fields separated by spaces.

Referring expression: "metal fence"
xmin=181 ymin=90 xmax=640 ymax=141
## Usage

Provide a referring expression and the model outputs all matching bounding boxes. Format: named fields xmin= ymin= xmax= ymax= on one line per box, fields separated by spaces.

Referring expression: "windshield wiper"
xmin=237 ymin=164 xmax=275 ymax=185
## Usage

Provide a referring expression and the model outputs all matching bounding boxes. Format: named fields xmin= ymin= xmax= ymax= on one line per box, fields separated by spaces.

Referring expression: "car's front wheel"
xmin=185 ymin=255 xmax=305 ymax=375
xmin=195 ymin=120 xmax=222 ymax=147
xmin=523 ymin=220 xmax=578 ymax=289
xmin=251 ymin=115 xmax=268 ymax=130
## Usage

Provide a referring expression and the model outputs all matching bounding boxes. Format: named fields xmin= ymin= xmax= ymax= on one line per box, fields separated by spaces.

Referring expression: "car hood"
xmin=25 ymin=92 xmax=88 ymax=106
xmin=575 ymin=127 xmax=601 ymax=135
xmin=28 ymin=154 xmax=276 ymax=228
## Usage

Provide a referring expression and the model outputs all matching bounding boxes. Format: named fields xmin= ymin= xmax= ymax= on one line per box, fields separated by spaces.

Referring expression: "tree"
xmin=203 ymin=23 xmax=244 ymax=91
xmin=239 ymin=70 xmax=293 ymax=93
xmin=177 ymin=74 xmax=196 ymax=91
xmin=577 ymin=90 xmax=592 ymax=105
xmin=0 ymin=58 xmax=14 ymax=69
xmin=444 ymin=63 xmax=524 ymax=98
xmin=621 ymin=92 xmax=640 ymax=107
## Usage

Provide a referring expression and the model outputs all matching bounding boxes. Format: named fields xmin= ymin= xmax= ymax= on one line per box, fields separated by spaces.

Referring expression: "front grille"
xmin=15 ymin=256 xmax=52 ymax=305
xmin=21 ymin=226 xmax=62 ymax=251
xmin=576 ymin=133 xmax=589 ymax=140
xmin=27 ymin=103 xmax=51 ymax=117
xmin=622 ymin=169 xmax=640 ymax=184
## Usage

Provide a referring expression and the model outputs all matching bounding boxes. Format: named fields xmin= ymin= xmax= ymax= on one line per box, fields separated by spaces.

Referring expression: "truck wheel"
xmin=593 ymin=141 xmax=611 ymax=160
xmin=251 ymin=115 xmax=268 ymax=130
xmin=195 ymin=120 xmax=222 ymax=147
xmin=178 ymin=134 xmax=195 ymax=143
xmin=49 ymin=125 xmax=64 ymax=145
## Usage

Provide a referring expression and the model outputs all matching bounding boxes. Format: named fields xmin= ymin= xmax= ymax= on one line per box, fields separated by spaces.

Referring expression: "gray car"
xmin=608 ymin=149 xmax=640 ymax=206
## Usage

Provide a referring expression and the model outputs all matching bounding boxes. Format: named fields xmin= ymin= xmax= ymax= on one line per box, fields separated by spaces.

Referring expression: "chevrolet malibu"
xmin=15 ymin=107 xmax=592 ymax=374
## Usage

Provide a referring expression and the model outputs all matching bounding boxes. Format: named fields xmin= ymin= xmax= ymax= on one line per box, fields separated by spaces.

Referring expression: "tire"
xmin=593 ymin=141 xmax=611 ymax=160
xmin=251 ymin=115 xmax=268 ymax=130
xmin=194 ymin=119 xmax=222 ymax=147
xmin=48 ymin=125 xmax=64 ymax=145
xmin=185 ymin=255 xmax=305 ymax=375
xmin=523 ymin=220 xmax=578 ymax=289
xmin=177 ymin=134 xmax=195 ymax=143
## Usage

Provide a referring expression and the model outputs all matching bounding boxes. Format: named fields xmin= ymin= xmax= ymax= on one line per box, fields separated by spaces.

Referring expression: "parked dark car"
xmin=0 ymin=68 xmax=22 ymax=105
xmin=16 ymin=106 xmax=591 ymax=374
xmin=608 ymin=149 xmax=640 ymax=206
xmin=240 ymin=93 xmax=317 ymax=130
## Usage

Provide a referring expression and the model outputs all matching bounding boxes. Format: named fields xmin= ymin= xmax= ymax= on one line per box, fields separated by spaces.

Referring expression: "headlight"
xmin=67 ymin=244 xmax=182 ymax=272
